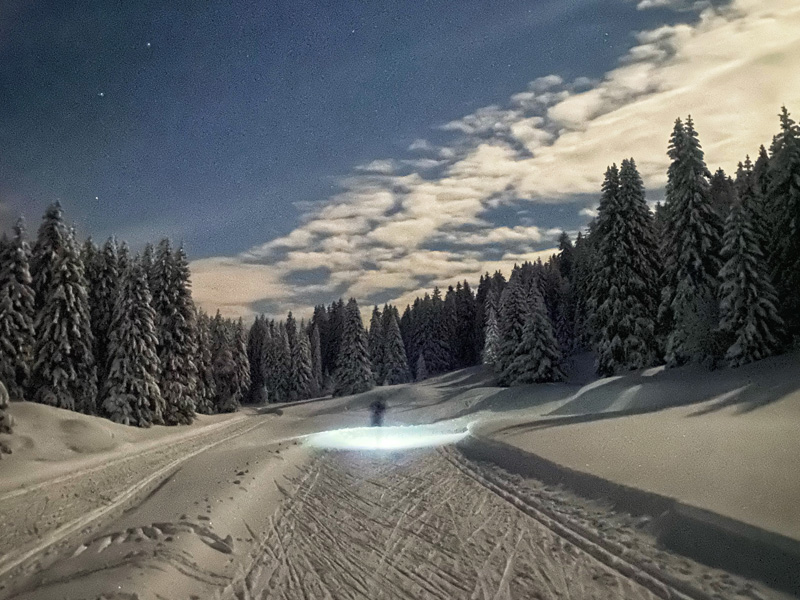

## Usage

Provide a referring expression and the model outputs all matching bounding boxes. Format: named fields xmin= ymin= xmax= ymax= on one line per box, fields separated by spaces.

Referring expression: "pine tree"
xmin=246 ymin=315 xmax=269 ymax=403
xmin=382 ymin=310 xmax=411 ymax=385
xmin=275 ymin=322 xmax=291 ymax=401
xmin=152 ymin=241 xmax=197 ymax=425
xmin=211 ymin=314 xmax=242 ymax=412
xmin=482 ymin=303 xmax=501 ymax=366
xmin=86 ymin=238 xmax=120 ymax=382
xmin=767 ymin=107 xmax=800 ymax=335
xmin=290 ymin=325 xmax=313 ymax=400
xmin=31 ymin=228 xmax=97 ymax=413
xmin=591 ymin=159 xmax=661 ymax=375
xmin=0 ymin=220 xmax=36 ymax=401
xmin=30 ymin=202 xmax=67 ymax=310
xmin=234 ymin=318 xmax=251 ymax=402
xmin=496 ymin=265 xmax=530 ymax=379
xmin=194 ymin=310 xmax=217 ymax=414
xmin=326 ymin=299 xmax=345 ymax=373
xmin=659 ymin=117 xmax=723 ymax=366
xmin=367 ymin=305 xmax=384 ymax=382
xmin=333 ymin=298 xmax=373 ymax=397
xmin=719 ymin=197 xmax=784 ymax=367
xmin=557 ymin=231 xmax=575 ymax=280
xmin=503 ymin=284 xmax=564 ymax=384
xmin=102 ymin=259 xmax=163 ymax=426
xmin=736 ymin=157 xmax=769 ymax=259
xmin=309 ymin=323 xmax=323 ymax=396
xmin=454 ymin=282 xmax=478 ymax=367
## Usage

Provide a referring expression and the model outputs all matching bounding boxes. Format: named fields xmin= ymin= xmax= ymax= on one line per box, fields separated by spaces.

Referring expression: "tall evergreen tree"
xmin=290 ymin=325 xmax=313 ymax=400
xmin=326 ymin=299 xmax=345 ymax=374
xmin=591 ymin=159 xmax=661 ymax=375
xmin=482 ymin=303 xmax=501 ymax=367
xmin=367 ymin=305 xmax=384 ymax=382
xmin=194 ymin=310 xmax=217 ymax=414
xmin=454 ymin=282 xmax=478 ymax=367
xmin=309 ymin=323 xmax=323 ymax=396
xmin=333 ymin=298 xmax=373 ymax=397
xmin=102 ymin=259 xmax=163 ymax=426
xmin=0 ymin=380 xmax=11 ymax=452
xmin=86 ymin=238 xmax=120 ymax=382
xmin=496 ymin=265 xmax=531 ymax=378
xmin=502 ymin=284 xmax=564 ymax=384
xmin=767 ymin=107 xmax=800 ymax=335
xmin=211 ymin=314 xmax=242 ymax=412
xmin=736 ymin=157 xmax=768 ymax=258
xmin=152 ymin=241 xmax=197 ymax=425
xmin=30 ymin=202 xmax=67 ymax=310
xmin=0 ymin=220 xmax=36 ymax=401
xmin=234 ymin=318 xmax=251 ymax=402
xmin=719 ymin=197 xmax=784 ymax=367
xmin=31 ymin=228 xmax=97 ymax=413
xmin=382 ymin=310 xmax=411 ymax=385
xmin=247 ymin=315 xmax=270 ymax=403
xmin=659 ymin=117 xmax=723 ymax=366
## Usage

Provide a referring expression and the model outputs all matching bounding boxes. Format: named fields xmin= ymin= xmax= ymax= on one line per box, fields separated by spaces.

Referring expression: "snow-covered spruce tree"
xmin=30 ymin=202 xmax=67 ymax=310
xmin=140 ymin=242 xmax=156 ymax=293
xmin=151 ymin=241 xmax=197 ymax=425
xmin=736 ymin=157 xmax=769 ymax=262
xmin=30 ymin=228 xmax=97 ymax=413
xmin=496 ymin=265 xmax=530 ymax=381
xmin=86 ymin=238 xmax=120 ymax=382
xmin=333 ymin=298 xmax=373 ymax=397
xmin=234 ymin=318 xmax=251 ymax=402
xmin=591 ymin=159 xmax=661 ymax=375
xmin=659 ymin=117 xmax=724 ymax=366
xmin=102 ymin=259 xmax=163 ymax=426
xmin=117 ymin=242 xmax=131 ymax=279
xmin=587 ymin=164 xmax=621 ymax=340
xmin=275 ymin=322 xmax=291 ymax=402
xmin=0 ymin=220 xmax=36 ymax=401
xmin=367 ymin=305 xmax=384 ymax=383
xmin=210 ymin=314 xmax=243 ymax=412
xmin=194 ymin=310 xmax=217 ymax=414
xmin=382 ymin=310 xmax=411 ymax=385
xmin=767 ymin=107 xmax=800 ymax=335
xmin=503 ymin=284 xmax=565 ymax=384
xmin=481 ymin=303 xmax=501 ymax=367
xmin=309 ymin=323 xmax=323 ymax=396
xmin=246 ymin=315 xmax=269 ymax=403
xmin=290 ymin=325 xmax=313 ymax=400
xmin=718 ymin=196 xmax=784 ymax=367
xmin=454 ymin=282 xmax=478 ymax=367
xmin=429 ymin=288 xmax=454 ymax=374
xmin=285 ymin=311 xmax=298 ymax=351
xmin=325 ymin=299 xmax=345 ymax=373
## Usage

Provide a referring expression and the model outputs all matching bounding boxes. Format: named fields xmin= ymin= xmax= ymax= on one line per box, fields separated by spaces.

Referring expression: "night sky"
xmin=1 ymin=0 xmax=797 ymax=318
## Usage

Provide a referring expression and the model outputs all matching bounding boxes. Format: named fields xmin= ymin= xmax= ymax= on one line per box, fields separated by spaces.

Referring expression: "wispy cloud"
xmin=191 ymin=0 xmax=800 ymax=321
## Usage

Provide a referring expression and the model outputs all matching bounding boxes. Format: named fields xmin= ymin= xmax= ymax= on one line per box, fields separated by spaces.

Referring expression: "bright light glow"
xmin=305 ymin=425 xmax=468 ymax=451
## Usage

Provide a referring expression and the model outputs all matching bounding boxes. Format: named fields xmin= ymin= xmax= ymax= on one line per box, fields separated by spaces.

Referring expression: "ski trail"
xmin=230 ymin=449 xmax=662 ymax=600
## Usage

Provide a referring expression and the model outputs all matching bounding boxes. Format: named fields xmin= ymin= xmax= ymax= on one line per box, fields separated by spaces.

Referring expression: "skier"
xmin=369 ymin=397 xmax=386 ymax=427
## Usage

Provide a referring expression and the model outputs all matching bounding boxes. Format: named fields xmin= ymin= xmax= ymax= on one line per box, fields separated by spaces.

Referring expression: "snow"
xmin=305 ymin=424 xmax=468 ymax=451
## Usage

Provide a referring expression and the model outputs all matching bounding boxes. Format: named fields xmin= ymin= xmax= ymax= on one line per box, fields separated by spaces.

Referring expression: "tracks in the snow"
xmin=227 ymin=449 xmax=665 ymax=600
xmin=0 ymin=416 xmax=261 ymax=589
xmin=439 ymin=445 xmax=715 ymax=600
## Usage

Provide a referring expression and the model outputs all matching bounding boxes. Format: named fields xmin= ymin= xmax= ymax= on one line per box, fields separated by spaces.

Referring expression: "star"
xmin=146 ymin=42 xmax=151 ymax=48
xmin=98 ymin=92 xmax=104 ymax=97
xmin=95 ymin=196 xmax=99 ymax=201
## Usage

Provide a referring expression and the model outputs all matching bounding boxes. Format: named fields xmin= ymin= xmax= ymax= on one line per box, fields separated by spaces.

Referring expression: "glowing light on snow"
xmin=305 ymin=425 xmax=468 ymax=451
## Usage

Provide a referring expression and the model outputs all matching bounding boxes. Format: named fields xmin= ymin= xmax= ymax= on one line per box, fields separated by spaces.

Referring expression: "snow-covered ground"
xmin=1 ymin=353 xmax=798 ymax=599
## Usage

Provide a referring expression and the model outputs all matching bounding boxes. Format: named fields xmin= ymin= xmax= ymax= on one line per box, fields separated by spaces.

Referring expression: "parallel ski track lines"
xmin=0 ymin=416 xmax=262 ymax=585
xmin=440 ymin=445 xmax=715 ymax=600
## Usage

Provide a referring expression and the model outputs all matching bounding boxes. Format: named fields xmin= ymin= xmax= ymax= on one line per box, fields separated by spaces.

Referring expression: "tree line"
xmin=0 ymin=203 xmax=250 ymax=429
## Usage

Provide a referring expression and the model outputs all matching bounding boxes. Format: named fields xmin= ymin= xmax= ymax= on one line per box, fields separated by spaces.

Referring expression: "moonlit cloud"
xmin=192 ymin=0 xmax=800 ymax=321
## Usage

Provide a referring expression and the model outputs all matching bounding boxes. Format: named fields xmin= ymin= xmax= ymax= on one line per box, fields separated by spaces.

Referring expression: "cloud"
xmin=192 ymin=0 xmax=800 ymax=320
